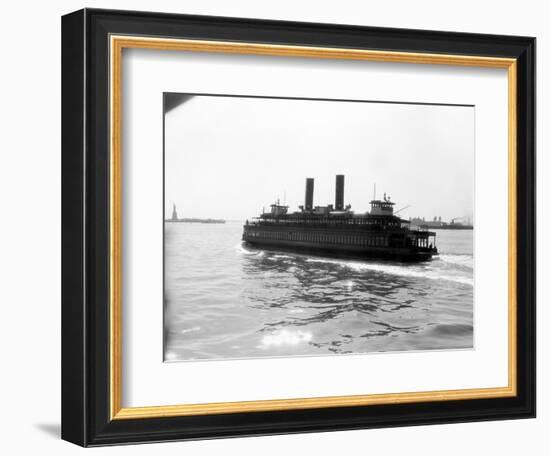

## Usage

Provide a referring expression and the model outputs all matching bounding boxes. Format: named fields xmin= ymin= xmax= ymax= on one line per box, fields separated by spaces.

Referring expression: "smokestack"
xmin=335 ymin=174 xmax=345 ymax=210
xmin=305 ymin=178 xmax=314 ymax=210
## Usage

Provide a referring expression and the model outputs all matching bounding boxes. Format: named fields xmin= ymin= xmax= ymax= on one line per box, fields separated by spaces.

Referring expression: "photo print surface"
xmin=163 ymin=93 xmax=474 ymax=362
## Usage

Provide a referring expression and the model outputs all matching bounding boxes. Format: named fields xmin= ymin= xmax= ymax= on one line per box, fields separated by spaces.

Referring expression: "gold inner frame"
xmin=109 ymin=35 xmax=518 ymax=420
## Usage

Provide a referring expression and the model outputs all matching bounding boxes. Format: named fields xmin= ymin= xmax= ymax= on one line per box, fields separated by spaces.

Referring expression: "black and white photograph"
xmin=163 ymin=93 xmax=475 ymax=362
xmin=51 ymin=2 xmax=540 ymax=450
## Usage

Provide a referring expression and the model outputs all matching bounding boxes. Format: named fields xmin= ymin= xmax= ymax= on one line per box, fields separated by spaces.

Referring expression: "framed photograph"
xmin=61 ymin=8 xmax=535 ymax=446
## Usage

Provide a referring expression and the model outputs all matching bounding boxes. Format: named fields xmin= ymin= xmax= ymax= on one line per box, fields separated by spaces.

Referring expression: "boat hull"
xmin=243 ymin=239 xmax=436 ymax=262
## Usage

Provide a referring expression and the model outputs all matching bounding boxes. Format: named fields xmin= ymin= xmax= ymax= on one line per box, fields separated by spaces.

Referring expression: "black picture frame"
xmin=62 ymin=8 xmax=535 ymax=447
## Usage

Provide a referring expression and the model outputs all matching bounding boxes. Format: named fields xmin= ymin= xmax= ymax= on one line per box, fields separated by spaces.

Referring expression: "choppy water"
xmin=164 ymin=222 xmax=473 ymax=361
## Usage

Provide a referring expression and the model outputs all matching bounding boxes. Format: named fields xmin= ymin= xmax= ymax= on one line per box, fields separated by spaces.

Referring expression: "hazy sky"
xmin=164 ymin=94 xmax=474 ymax=222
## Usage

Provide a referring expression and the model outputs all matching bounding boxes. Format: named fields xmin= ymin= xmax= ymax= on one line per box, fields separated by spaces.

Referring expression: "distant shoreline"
xmin=166 ymin=218 xmax=226 ymax=224
xmin=429 ymin=226 xmax=473 ymax=230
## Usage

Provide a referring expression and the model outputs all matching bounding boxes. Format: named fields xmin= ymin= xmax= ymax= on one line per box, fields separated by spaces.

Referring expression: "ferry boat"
xmin=242 ymin=175 xmax=438 ymax=262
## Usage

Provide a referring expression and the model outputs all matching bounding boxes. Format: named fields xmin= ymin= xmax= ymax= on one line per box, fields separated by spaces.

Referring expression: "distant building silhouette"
xmin=410 ymin=215 xmax=473 ymax=230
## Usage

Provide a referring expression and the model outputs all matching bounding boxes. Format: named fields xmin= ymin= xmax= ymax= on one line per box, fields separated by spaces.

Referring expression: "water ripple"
xmin=164 ymin=223 xmax=473 ymax=360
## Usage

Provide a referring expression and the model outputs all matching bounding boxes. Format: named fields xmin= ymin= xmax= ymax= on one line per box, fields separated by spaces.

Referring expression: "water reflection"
xmin=164 ymin=223 xmax=474 ymax=361
xmin=236 ymin=244 xmax=473 ymax=355
xmin=242 ymin=248 xmax=423 ymax=323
